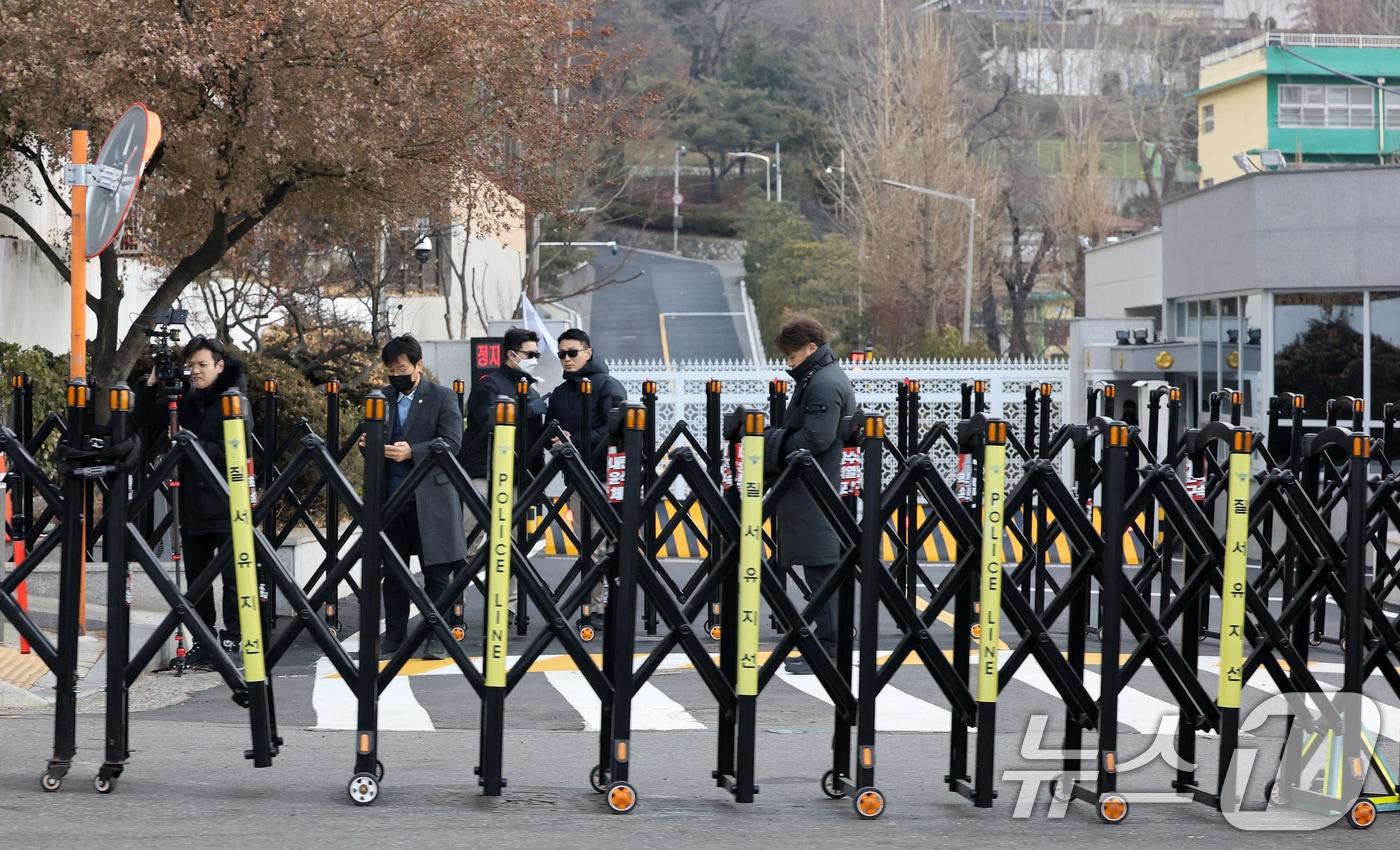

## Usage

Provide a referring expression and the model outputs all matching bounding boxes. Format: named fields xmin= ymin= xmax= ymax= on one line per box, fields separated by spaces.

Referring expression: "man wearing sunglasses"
xmin=463 ymin=327 xmax=547 ymax=622
xmin=547 ymin=328 xmax=628 ymax=635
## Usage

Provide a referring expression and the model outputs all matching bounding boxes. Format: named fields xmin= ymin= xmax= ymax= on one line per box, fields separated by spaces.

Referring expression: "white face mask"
xmin=517 ymin=355 xmax=540 ymax=373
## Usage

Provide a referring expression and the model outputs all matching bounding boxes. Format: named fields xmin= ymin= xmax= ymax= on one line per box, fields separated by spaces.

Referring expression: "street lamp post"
xmin=825 ymin=149 xmax=847 ymax=222
xmin=673 ymin=145 xmax=686 ymax=254
xmin=880 ymin=179 xmax=977 ymax=345
xmin=727 ymin=151 xmax=772 ymax=201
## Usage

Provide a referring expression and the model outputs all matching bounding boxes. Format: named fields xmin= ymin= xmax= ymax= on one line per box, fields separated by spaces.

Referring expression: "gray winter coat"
xmin=381 ymin=379 xmax=468 ymax=566
xmin=764 ymin=345 xmax=856 ymax=568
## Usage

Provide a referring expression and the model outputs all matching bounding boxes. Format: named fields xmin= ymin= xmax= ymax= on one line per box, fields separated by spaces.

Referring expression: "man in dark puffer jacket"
xmin=135 ymin=335 xmax=253 ymax=668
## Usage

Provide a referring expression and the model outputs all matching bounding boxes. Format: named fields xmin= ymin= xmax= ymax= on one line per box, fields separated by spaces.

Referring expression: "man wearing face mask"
xmin=135 ymin=335 xmax=253 ymax=668
xmin=377 ymin=335 xmax=467 ymax=659
xmin=463 ymin=327 xmax=547 ymax=621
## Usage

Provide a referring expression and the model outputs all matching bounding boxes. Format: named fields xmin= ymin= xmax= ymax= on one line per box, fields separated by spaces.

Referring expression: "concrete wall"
xmin=1164 ymin=166 xmax=1400 ymax=300
xmin=1084 ymin=230 xmax=1163 ymax=319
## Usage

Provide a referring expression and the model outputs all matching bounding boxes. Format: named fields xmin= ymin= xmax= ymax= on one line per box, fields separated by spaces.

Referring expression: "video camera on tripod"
xmin=146 ymin=308 xmax=191 ymax=395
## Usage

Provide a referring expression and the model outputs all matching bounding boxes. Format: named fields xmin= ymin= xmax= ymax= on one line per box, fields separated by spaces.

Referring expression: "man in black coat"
xmin=135 ymin=335 xmax=253 ymax=668
xmin=764 ymin=315 xmax=856 ymax=674
xmin=377 ymin=335 xmax=468 ymax=659
xmin=546 ymin=328 xmax=627 ymax=633
xmin=463 ymin=327 xmax=546 ymax=620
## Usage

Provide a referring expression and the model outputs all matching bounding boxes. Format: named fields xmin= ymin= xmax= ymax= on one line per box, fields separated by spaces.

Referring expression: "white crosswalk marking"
xmin=1213 ymin=660 xmax=1400 ymax=742
xmin=774 ymin=665 xmax=951 ymax=732
xmin=311 ymin=656 xmax=434 ymax=731
xmin=543 ymin=671 xmax=705 ymax=730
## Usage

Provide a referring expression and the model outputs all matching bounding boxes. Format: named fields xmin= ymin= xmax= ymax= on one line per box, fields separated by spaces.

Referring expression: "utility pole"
xmin=673 ymin=145 xmax=686 ymax=254
xmin=775 ymin=142 xmax=782 ymax=203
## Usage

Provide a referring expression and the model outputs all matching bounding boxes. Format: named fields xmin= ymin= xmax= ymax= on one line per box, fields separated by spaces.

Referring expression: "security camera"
xmin=608 ymin=241 xmax=619 ymax=256
xmin=413 ymin=234 xmax=431 ymax=265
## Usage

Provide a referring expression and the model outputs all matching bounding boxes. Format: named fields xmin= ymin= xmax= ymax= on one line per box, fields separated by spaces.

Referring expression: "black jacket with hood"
xmin=135 ymin=354 xmax=253 ymax=536
xmin=546 ymin=355 xmax=627 ymax=474
xmin=463 ymin=364 xmax=547 ymax=479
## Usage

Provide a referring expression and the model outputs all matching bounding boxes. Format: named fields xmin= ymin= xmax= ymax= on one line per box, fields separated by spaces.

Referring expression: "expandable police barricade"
xmin=9 ymin=369 xmax=1400 ymax=829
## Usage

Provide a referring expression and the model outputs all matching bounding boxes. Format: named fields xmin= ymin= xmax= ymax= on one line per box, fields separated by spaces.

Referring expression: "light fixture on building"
xmin=1116 ymin=329 xmax=1131 ymax=345
xmin=1233 ymin=153 xmax=1261 ymax=174
xmin=1254 ymin=149 xmax=1287 ymax=171
xmin=1133 ymin=328 xmax=1149 ymax=345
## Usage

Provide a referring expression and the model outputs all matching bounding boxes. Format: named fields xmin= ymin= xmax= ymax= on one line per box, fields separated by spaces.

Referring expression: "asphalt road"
xmin=4 ymin=556 xmax=1395 ymax=847
xmin=585 ymin=247 xmax=751 ymax=363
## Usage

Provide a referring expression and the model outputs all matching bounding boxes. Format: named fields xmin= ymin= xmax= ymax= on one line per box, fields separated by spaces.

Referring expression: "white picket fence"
xmin=608 ymin=358 xmax=1071 ymax=486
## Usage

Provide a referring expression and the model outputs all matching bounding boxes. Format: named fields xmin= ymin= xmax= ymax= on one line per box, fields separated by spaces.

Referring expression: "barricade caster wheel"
xmin=970 ymin=624 xmax=981 ymax=640
xmin=376 ymin=760 xmax=385 ymax=781
xmin=580 ymin=625 xmax=596 ymax=642
xmin=1097 ymin=794 xmax=1129 ymax=824
xmin=607 ymin=781 xmax=638 ymax=813
xmin=820 ymin=769 xmax=846 ymax=799
xmin=94 ymin=775 xmax=116 ymax=794
xmin=40 ymin=772 xmax=61 ymax=792
xmin=452 ymin=626 xmax=466 ymax=642
xmin=1347 ymin=799 xmax=1377 ymax=830
xmin=710 ymin=625 xmax=722 ymax=640
xmin=1309 ymin=634 xmax=1323 ymax=647
xmin=1052 ymin=776 xmax=1073 ymax=802
xmin=1096 ymin=626 xmax=1106 ymax=641
xmin=348 ymin=773 xmax=379 ymax=806
xmin=589 ymin=764 xmax=608 ymax=793
xmin=853 ymin=787 xmax=885 ymax=819
xmin=1263 ymin=779 xmax=1286 ymax=806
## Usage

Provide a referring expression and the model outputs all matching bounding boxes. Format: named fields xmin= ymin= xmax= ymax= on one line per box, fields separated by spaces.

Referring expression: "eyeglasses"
xmin=558 ymin=348 xmax=587 ymax=359
xmin=512 ymin=350 xmax=541 ymax=360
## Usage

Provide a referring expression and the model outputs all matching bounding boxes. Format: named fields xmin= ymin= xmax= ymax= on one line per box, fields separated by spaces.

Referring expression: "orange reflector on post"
xmin=452 ymin=379 xmax=464 ymax=394
xmin=643 ymin=380 xmax=657 ymax=396
xmin=1294 ymin=394 xmax=1306 ymax=409
xmin=579 ymin=378 xmax=593 ymax=395
xmin=358 ymin=733 xmax=371 ymax=754
xmin=66 ymin=381 xmax=87 ymax=409
xmin=109 ymin=387 xmax=131 ymax=413
xmin=221 ymin=391 xmax=242 ymax=419
xmin=1108 ymin=424 xmax=1129 ymax=447
xmin=1169 ymin=387 xmax=1181 ymax=402
xmin=325 ymin=380 xmax=340 ymax=395
xmin=626 ymin=406 xmax=647 ymax=431
xmin=11 ymin=375 xmax=23 ymax=389
xmin=364 ymin=395 xmax=386 ymax=421
xmin=974 ymin=380 xmax=987 ymax=394
xmin=861 ymin=746 xmax=874 ymax=769
xmin=986 ymin=420 xmax=1006 ymax=445
xmin=1104 ymin=752 xmax=1117 ymax=773
xmin=517 ymin=378 xmax=530 ymax=395
xmin=708 ymin=379 xmax=722 ymax=394
xmin=1353 ymin=756 xmax=1365 ymax=778
xmin=864 ymin=414 xmax=885 ymax=439
xmin=909 ymin=379 xmax=921 ymax=394
xmin=616 ymin=740 xmax=629 ymax=762
xmin=1232 ymin=429 xmax=1253 ymax=453
xmin=1231 ymin=390 xmax=1242 ymax=407
xmin=263 ymin=379 xmax=278 ymax=394
xmin=496 ymin=400 xmax=517 ymax=426
xmin=746 ymin=410 xmax=766 ymax=436
xmin=1103 ymin=383 xmax=1116 ymax=399
xmin=1354 ymin=436 xmax=1371 ymax=458
xmin=1040 ymin=382 xmax=1053 ymax=397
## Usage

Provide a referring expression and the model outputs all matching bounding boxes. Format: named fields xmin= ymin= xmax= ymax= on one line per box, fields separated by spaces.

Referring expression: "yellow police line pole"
xmin=480 ymin=398 xmax=516 ymax=795
xmin=1215 ymin=428 xmax=1251 ymax=805
xmin=973 ymin=420 xmax=1007 ymax=808
xmin=221 ymin=390 xmax=274 ymax=767
xmin=733 ymin=408 xmax=765 ymax=804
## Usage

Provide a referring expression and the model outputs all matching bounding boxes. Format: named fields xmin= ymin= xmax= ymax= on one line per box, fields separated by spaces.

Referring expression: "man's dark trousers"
xmin=382 ymin=500 xmax=462 ymax=642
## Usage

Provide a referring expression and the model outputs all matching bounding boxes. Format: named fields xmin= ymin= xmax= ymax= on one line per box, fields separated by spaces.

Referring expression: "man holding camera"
xmin=376 ymin=335 xmax=467 ymax=659
xmin=135 ymin=335 xmax=252 ymax=668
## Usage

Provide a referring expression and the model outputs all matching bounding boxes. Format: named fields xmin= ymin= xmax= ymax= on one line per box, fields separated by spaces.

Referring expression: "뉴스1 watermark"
xmin=1002 ymin=692 xmax=1382 ymax=829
